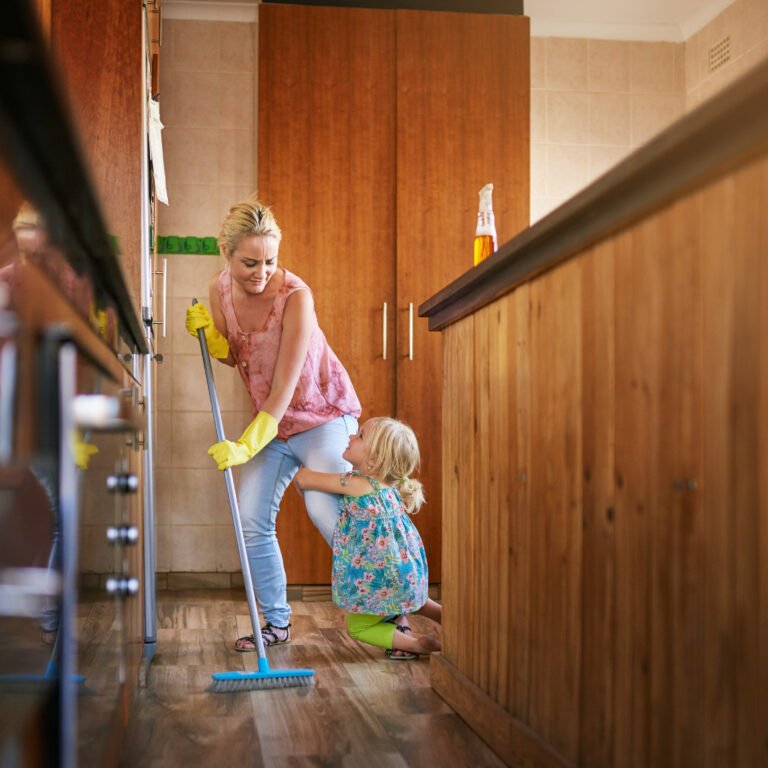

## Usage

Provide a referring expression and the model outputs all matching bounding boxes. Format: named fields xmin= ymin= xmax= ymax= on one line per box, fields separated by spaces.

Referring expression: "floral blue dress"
xmin=332 ymin=473 xmax=428 ymax=616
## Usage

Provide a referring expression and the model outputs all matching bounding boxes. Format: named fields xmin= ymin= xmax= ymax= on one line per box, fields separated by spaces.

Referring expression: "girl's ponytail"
xmin=399 ymin=476 xmax=425 ymax=515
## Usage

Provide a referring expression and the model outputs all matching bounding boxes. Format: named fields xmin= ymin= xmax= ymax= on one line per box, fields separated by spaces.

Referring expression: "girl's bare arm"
xmin=294 ymin=467 xmax=372 ymax=497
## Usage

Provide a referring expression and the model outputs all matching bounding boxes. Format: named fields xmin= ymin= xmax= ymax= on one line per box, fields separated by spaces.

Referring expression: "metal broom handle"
xmin=192 ymin=299 xmax=267 ymax=658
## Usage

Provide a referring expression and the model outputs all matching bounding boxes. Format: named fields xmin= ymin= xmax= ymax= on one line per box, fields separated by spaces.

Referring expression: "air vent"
xmin=708 ymin=36 xmax=731 ymax=72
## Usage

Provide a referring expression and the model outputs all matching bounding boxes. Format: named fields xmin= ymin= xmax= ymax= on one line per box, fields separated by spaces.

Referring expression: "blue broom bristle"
xmin=209 ymin=669 xmax=315 ymax=693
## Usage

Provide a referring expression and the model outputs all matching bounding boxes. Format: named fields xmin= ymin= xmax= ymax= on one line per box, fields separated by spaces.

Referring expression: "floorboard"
xmin=119 ymin=590 xmax=506 ymax=767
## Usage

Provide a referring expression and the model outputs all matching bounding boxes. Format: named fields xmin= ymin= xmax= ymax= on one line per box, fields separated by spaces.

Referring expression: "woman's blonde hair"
xmin=218 ymin=195 xmax=282 ymax=257
xmin=365 ymin=417 xmax=425 ymax=514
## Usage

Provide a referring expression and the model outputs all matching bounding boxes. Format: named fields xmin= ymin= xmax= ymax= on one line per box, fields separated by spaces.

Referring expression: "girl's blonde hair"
xmin=365 ymin=417 xmax=425 ymax=514
xmin=218 ymin=195 xmax=282 ymax=257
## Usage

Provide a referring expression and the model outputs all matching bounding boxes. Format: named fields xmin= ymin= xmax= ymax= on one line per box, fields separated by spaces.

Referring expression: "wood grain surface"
xmin=118 ymin=590 xmax=504 ymax=767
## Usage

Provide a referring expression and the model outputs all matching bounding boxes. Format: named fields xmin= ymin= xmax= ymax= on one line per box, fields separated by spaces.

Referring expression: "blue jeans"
xmin=237 ymin=414 xmax=357 ymax=627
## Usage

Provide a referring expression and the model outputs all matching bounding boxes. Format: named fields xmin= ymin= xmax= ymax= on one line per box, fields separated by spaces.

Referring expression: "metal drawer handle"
xmin=152 ymin=257 xmax=167 ymax=338
xmin=382 ymin=302 xmax=388 ymax=360
xmin=408 ymin=302 xmax=414 ymax=361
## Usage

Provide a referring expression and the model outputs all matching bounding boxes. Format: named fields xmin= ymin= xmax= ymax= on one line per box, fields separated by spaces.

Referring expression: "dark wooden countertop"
xmin=419 ymin=56 xmax=768 ymax=331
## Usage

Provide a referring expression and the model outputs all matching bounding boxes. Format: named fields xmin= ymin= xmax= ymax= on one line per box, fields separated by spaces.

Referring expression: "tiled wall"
xmin=156 ymin=3 xmax=768 ymax=579
xmin=530 ymin=38 xmax=685 ymax=222
xmin=684 ymin=0 xmax=768 ymax=109
xmin=530 ymin=0 xmax=768 ymax=224
xmin=155 ymin=19 xmax=257 ymax=586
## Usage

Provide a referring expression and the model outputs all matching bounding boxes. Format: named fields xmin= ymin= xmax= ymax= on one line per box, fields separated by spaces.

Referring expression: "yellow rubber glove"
xmin=71 ymin=430 xmax=99 ymax=470
xmin=208 ymin=411 xmax=278 ymax=470
xmin=185 ymin=302 xmax=230 ymax=359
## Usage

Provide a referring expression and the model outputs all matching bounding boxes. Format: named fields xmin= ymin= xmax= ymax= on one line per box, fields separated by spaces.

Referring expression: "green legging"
xmin=346 ymin=613 xmax=397 ymax=650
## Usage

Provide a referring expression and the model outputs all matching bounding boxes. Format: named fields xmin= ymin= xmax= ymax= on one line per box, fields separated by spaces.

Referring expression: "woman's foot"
xmin=234 ymin=622 xmax=291 ymax=652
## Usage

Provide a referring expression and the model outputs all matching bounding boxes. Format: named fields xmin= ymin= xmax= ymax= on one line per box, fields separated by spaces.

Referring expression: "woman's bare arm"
xmin=260 ymin=288 xmax=314 ymax=421
xmin=208 ymin=273 xmax=235 ymax=366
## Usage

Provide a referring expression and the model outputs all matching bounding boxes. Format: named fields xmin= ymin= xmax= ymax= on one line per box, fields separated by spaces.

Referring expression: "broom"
xmin=192 ymin=299 xmax=315 ymax=691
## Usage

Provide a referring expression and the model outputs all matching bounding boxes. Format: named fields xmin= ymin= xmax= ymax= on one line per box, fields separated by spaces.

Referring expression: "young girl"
xmin=294 ymin=417 xmax=442 ymax=659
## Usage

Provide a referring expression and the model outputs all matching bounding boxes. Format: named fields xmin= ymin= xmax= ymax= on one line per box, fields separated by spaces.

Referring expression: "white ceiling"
xmin=526 ymin=0 xmax=736 ymax=42
xmin=164 ymin=1 xmax=737 ymax=42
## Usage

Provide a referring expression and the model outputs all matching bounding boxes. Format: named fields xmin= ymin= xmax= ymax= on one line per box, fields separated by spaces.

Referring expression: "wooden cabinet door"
xmin=50 ymin=0 xmax=143 ymax=321
xmin=258 ymin=4 xmax=397 ymax=583
xmin=259 ymin=6 xmax=530 ymax=584
xmin=395 ymin=11 xmax=530 ymax=578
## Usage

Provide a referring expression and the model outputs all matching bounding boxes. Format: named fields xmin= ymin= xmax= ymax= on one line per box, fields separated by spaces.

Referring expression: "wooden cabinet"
xmin=50 ymin=0 xmax=144 ymax=323
xmin=421 ymin=61 xmax=768 ymax=767
xmin=258 ymin=3 xmax=530 ymax=583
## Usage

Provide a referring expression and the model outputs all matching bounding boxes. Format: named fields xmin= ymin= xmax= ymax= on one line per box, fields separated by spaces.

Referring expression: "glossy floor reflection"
xmin=119 ymin=590 xmax=505 ymax=767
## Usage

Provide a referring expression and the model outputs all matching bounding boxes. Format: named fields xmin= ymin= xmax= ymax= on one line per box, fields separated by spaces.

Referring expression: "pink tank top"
xmin=218 ymin=268 xmax=361 ymax=439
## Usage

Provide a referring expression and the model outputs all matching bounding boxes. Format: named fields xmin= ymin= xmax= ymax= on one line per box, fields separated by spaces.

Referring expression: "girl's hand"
xmin=292 ymin=467 xmax=307 ymax=496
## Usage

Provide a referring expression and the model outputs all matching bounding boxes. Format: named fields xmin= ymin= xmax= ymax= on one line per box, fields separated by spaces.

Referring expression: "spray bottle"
xmin=473 ymin=183 xmax=497 ymax=266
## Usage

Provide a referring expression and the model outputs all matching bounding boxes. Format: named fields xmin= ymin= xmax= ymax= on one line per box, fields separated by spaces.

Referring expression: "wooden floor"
xmin=120 ymin=590 xmax=505 ymax=767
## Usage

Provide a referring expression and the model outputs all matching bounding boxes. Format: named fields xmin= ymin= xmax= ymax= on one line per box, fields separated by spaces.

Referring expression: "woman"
xmin=185 ymin=196 xmax=361 ymax=651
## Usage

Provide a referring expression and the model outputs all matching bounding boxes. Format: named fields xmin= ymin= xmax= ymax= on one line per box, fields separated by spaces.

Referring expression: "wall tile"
xmin=155 ymin=350 xmax=172 ymax=411
xmin=546 ymin=144 xmax=590 ymax=206
xmin=530 ymin=143 xmax=547 ymax=199
xmin=155 ymin=523 xmax=172 ymax=572
xmin=171 ymin=20 xmax=220 ymax=73
xmin=164 ymin=71 xmax=221 ymax=129
xmin=167 ymin=524 xmax=220 ymax=571
xmin=587 ymin=40 xmax=629 ymax=92
xmin=530 ymin=196 xmax=551 ymax=224
xmin=172 ymin=353 xmax=214 ymax=412
xmin=218 ymin=129 xmax=255 ymax=186
xmin=169 ymin=467 xmax=230 ymax=525
xmin=547 ymin=91 xmax=591 ymax=144
xmin=162 ymin=126 xmax=220 ymax=185
xmin=631 ymin=42 xmax=678 ymax=93
xmin=589 ymin=92 xmax=631 ymax=146
xmin=214 ymin=526 xmax=241 ymax=572
xmin=172 ymin=353 xmax=249 ymax=413
xmin=155 ymin=409 xmax=173 ymax=470
xmin=546 ymin=38 xmax=588 ymax=91
xmin=530 ymin=90 xmax=547 ymax=143
xmin=218 ymin=21 xmax=256 ymax=72
xmin=685 ymin=29 xmax=706 ymax=92
xmin=173 ymin=412 xmax=220 ymax=469
xmin=168 ymin=254 xmax=220 ymax=298
xmin=631 ymin=92 xmax=684 ymax=146
xmin=219 ymin=72 xmax=255 ymax=130
xmin=530 ymin=37 xmax=546 ymax=88
xmin=161 ymin=184 xmax=223 ymax=236
xmin=155 ymin=467 xmax=174 ymax=525
xmin=744 ymin=0 xmax=768 ymax=52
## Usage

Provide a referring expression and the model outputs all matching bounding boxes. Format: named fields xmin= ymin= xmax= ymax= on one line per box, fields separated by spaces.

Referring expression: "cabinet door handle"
xmin=408 ymin=302 xmax=414 ymax=361
xmin=152 ymin=257 xmax=167 ymax=338
xmin=0 ymin=340 xmax=16 ymax=463
xmin=382 ymin=302 xmax=388 ymax=360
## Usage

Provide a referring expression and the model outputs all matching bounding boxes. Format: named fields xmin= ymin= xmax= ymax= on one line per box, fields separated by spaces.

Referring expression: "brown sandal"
xmin=234 ymin=622 xmax=291 ymax=652
xmin=386 ymin=623 xmax=418 ymax=660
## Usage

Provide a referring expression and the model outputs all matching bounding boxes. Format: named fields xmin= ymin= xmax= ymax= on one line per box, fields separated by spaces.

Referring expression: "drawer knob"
xmin=106 ymin=525 xmax=139 ymax=545
xmin=105 ymin=577 xmax=139 ymax=596
xmin=106 ymin=473 xmax=139 ymax=493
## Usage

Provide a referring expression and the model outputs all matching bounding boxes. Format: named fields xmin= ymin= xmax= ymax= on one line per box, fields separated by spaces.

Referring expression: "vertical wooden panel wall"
xmin=432 ymin=148 xmax=768 ymax=765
